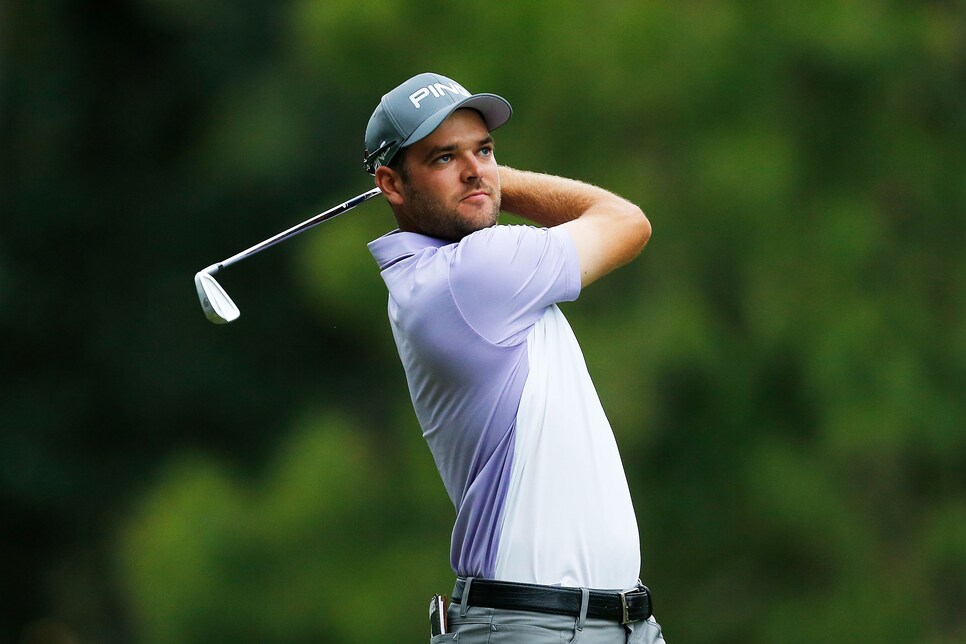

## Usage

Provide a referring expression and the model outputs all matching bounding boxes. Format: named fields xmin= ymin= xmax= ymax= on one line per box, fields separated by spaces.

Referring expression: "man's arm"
xmin=498 ymin=166 xmax=651 ymax=288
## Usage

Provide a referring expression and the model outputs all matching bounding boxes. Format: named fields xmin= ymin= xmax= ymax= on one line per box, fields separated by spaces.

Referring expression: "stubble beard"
xmin=401 ymin=183 xmax=502 ymax=242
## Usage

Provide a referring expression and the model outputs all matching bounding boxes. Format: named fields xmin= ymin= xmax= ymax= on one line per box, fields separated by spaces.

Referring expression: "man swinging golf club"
xmin=366 ymin=72 xmax=666 ymax=643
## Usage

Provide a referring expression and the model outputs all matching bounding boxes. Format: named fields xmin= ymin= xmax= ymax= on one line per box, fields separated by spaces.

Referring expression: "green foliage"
xmin=2 ymin=0 xmax=964 ymax=642
xmin=120 ymin=411 xmax=452 ymax=643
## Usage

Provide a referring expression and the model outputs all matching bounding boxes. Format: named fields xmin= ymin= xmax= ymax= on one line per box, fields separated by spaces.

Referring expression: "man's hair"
xmin=387 ymin=147 xmax=409 ymax=182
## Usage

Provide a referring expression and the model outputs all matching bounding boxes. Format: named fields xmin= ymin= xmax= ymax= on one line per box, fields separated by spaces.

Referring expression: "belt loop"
xmin=576 ymin=587 xmax=590 ymax=630
xmin=569 ymin=587 xmax=590 ymax=643
xmin=460 ymin=576 xmax=475 ymax=618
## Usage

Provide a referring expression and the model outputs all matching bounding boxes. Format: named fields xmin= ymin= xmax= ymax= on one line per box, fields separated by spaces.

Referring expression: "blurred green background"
xmin=2 ymin=1 xmax=964 ymax=642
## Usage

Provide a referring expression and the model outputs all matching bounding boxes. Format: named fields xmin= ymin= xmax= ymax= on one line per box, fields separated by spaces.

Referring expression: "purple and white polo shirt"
xmin=368 ymin=224 xmax=640 ymax=590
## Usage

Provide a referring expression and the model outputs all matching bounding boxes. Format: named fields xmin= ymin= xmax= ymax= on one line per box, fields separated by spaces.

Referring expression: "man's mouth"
xmin=460 ymin=189 xmax=490 ymax=202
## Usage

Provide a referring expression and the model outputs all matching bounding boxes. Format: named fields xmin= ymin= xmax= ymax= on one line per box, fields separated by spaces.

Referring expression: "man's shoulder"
xmin=449 ymin=224 xmax=579 ymax=301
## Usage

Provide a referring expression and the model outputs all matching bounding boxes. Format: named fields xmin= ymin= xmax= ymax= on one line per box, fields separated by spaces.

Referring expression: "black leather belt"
xmin=452 ymin=577 xmax=653 ymax=624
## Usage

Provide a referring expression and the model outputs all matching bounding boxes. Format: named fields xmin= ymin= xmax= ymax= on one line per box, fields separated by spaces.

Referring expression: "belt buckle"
xmin=619 ymin=589 xmax=631 ymax=624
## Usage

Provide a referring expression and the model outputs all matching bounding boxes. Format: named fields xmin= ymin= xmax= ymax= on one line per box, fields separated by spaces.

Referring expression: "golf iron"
xmin=194 ymin=187 xmax=382 ymax=324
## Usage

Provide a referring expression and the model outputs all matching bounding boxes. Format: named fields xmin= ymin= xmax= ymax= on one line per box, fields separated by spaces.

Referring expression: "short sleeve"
xmin=448 ymin=225 xmax=581 ymax=346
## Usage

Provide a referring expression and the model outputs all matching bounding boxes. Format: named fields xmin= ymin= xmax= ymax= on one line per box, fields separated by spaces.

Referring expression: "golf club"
xmin=194 ymin=187 xmax=382 ymax=324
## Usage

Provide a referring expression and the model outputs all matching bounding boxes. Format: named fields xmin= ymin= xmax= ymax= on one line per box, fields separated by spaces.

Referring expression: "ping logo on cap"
xmin=409 ymin=81 xmax=471 ymax=108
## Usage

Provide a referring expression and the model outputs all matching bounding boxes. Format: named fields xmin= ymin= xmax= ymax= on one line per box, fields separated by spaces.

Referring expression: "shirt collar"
xmin=368 ymin=230 xmax=450 ymax=270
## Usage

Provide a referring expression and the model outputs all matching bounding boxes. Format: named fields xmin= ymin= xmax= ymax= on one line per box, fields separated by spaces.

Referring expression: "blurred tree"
xmin=120 ymin=410 xmax=453 ymax=643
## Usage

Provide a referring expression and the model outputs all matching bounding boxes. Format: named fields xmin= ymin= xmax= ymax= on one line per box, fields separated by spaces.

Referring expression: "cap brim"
xmin=400 ymin=93 xmax=512 ymax=150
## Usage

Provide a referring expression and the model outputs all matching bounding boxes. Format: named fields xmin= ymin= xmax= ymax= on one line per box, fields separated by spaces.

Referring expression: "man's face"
xmin=392 ymin=109 xmax=502 ymax=241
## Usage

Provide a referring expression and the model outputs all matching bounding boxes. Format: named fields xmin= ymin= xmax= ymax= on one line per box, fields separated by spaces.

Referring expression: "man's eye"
xmin=435 ymin=154 xmax=452 ymax=164
xmin=479 ymin=147 xmax=493 ymax=156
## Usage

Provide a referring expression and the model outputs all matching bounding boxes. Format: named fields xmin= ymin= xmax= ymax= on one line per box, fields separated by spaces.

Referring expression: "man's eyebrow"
xmin=422 ymin=136 xmax=494 ymax=161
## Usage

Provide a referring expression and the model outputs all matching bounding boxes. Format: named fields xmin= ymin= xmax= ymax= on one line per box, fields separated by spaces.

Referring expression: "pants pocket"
xmin=626 ymin=616 xmax=667 ymax=644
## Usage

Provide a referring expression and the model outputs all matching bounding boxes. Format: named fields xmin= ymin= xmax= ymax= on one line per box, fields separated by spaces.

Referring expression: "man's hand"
xmin=499 ymin=166 xmax=651 ymax=287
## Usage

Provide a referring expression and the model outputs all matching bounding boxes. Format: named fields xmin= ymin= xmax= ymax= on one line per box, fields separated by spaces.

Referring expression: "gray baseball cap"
xmin=364 ymin=72 xmax=512 ymax=175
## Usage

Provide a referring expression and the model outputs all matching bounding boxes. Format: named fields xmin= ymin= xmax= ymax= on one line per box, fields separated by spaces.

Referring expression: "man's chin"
xmin=465 ymin=211 xmax=500 ymax=234
xmin=400 ymin=194 xmax=500 ymax=241
xmin=458 ymin=197 xmax=500 ymax=224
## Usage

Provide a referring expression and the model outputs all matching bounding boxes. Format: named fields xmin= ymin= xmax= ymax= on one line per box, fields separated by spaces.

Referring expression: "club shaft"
xmin=212 ymin=187 xmax=382 ymax=272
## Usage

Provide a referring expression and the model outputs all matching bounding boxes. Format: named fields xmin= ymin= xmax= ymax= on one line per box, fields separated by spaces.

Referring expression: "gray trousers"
xmin=430 ymin=586 xmax=667 ymax=643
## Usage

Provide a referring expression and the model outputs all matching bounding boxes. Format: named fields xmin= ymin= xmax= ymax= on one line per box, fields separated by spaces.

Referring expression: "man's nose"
xmin=460 ymin=153 xmax=483 ymax=181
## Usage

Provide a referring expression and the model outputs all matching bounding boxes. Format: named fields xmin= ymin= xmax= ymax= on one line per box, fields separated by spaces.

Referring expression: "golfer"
xmin=365 ymin=72 xmax=666 ymax=643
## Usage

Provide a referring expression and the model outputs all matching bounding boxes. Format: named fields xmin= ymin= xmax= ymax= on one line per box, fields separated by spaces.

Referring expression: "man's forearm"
xmin=499 ymin=166 xmax=623 ymax=227
xmin=498 ymin=165 xmax=651 ymax=287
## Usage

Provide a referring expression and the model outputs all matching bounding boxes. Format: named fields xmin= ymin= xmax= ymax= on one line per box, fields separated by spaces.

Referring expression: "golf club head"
xmin=194 ymin=267 xmax=240 ymax=324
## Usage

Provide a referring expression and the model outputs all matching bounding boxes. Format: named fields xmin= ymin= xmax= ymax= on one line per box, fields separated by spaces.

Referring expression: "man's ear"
xmin=374 ymin=166 xmax=405 ymax=207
